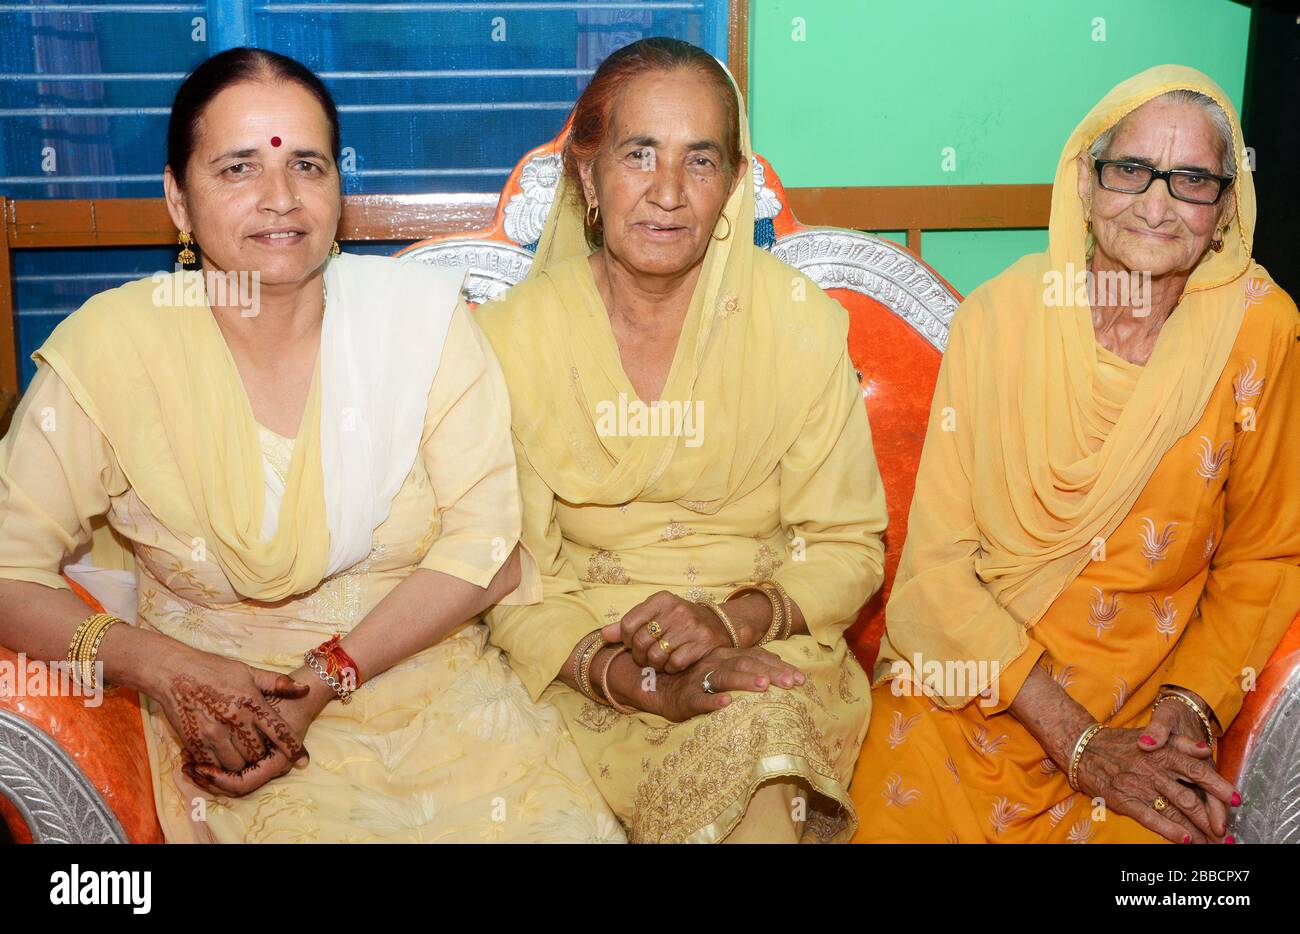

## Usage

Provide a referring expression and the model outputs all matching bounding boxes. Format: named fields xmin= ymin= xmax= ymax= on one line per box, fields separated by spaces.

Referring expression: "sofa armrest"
xmin=0 ymin=578 xmax=162 ymax=843
xmin=1219 ymin=608 xmax=1300 ymax=843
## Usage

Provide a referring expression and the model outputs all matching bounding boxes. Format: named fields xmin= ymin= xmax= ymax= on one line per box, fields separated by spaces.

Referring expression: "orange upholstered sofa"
xmin=1 ymin=134 xmax=1296 ymax=844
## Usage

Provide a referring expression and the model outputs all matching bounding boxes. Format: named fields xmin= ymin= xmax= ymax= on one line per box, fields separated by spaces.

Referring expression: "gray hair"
xmin=1089 ymin=89 xmax=1236 ymax=176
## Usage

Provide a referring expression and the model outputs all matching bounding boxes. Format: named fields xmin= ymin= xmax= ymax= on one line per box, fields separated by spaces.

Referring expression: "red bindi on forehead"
xmin=270 ymin=136 xmax=282 ymax=147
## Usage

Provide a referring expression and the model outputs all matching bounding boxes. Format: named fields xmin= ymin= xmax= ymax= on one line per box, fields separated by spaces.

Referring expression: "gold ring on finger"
xmin=1153 ymin=795 xmax=1168 ymax=812
xmin=658 ymin=638 xmax=672 ymax=654
xmin=646 ymin=620 xmax=663 ymax=639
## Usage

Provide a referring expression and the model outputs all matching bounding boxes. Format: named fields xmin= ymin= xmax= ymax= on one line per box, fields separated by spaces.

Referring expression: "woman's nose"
xmin=259 ymin=168 xmax=300 ymax=213
xmin=1132 ymin=178 xmax=1175 ymax=227
xmin=647 ymin=164 xmax=686 ymax=210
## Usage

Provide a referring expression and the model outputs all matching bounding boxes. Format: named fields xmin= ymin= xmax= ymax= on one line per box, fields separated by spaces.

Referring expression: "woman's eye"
xmin=223 ymin=163 xmax=253 ymax=177
xmin=294 ymin=161 xmax=321 ymax=173
xmin=1182 ymin=174 xmax=1208 ymax=186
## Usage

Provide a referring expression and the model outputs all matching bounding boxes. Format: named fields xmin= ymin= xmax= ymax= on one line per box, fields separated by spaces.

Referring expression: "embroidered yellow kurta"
xmin=0 ymin=298 xmax=624 ymax=843
xmin=479 ymin=249 xmax=887 ymax=843
xmin=851 ymin=288 xmax=1299 ymax=842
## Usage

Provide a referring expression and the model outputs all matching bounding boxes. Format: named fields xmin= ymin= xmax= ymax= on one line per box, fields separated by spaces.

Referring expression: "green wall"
xmin=748 ymin=0 xmax=1251 ymax=296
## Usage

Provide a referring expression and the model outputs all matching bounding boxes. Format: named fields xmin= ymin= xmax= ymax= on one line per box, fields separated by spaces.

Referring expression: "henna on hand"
xmin=167 ymin=673 xmax=302 ymax=770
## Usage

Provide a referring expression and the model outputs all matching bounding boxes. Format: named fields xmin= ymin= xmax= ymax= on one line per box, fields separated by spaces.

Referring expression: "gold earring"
xmin=330 ymin=240 xmax=341 ymax=256
xmin=711 ymin=213 xmax=732 ymax=241
xmin=177 ymin=230 xmax=196 ymax=265
xmin=1210 ymin=228 xmax=1224 ymax=253
xmin=586 ymin=203 xmax=599 ymax=227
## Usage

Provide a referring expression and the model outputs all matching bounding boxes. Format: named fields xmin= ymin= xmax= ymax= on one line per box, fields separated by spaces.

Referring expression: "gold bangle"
xmin=1154 ymin=690 xmax=1217 ymax=752
xmin=596 ymin=645 xmax=634 ymax=714
xmin=576 ymin=634 xmax=605 ymax=702
xmin=765 ymin=580 xmax=795 ymax=640
xmin=728 ymin=584 xmax=783 ymax=645
xmin=699 ymin=600 xmax=741 ymax=648
xmin=66 ymin=612 xmax=122 ymax=690
xmin=572 ymin=630 xmax=603 ymax=701
xmin=1068 ymin=723 xmax=1104 ymax=792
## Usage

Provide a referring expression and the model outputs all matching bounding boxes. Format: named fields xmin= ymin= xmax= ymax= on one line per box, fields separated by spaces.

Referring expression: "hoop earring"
xmin=330 ymin=240 xmax=341 ymax=256
xmin=712 ymin=213 xmax=732 ymax=241
xmin=177 ymin=230 xmax=196 ymax=265
xmin=1210 ymin=228 xmax=1224 ymax=253
xmin=586 ymin=203 xmax=599 ymax=228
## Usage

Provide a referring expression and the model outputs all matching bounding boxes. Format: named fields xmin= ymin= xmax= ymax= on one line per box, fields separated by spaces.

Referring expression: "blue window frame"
xmin=1 ymin=0 xmax=730 ymax=389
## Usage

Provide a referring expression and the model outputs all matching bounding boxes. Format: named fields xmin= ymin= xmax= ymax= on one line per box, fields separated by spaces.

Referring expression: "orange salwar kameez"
xmin=850 ymin=270 xmax=1299 ymax=844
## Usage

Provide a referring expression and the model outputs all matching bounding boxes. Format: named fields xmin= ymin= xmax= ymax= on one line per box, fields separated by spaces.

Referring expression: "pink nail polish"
xmin=1195 ymin=741 xmax=1208 ymax=749
xmin=1139 ymin=735 xmax=1156 ymax=745
xmin=1231 ymin=792 xmax=1241 ymax=807
xmin=1182 ymin=835 xmax=1191 ymax=843
xmin=1225 ymin=835 xmax=1235 ymax=844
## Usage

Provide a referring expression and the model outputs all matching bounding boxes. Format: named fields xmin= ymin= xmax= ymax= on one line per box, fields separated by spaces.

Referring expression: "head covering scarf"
xmin=884 ymin=65 xmax=1272 ymax=700
xmin=480 ymin=63 xmax=853 ymax=511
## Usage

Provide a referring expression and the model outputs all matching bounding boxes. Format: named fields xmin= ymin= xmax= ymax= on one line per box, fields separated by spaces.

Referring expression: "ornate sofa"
xmin=1 ymin=134 xmax=1297 ymax=844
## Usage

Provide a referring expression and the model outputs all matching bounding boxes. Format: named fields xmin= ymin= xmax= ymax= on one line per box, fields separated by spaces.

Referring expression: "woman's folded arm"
xmin=1161 ymin=301 xmax=1300 ymax=729
xmin=772 ymin=346 xmax=887 ymax=648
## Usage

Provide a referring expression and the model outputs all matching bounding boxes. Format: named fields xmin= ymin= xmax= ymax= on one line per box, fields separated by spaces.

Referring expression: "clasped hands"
xmin=599 ymin=590 xmax=806 ymax=723
xmin=1074 ymin=695 xmax=1240 ymax=844
xmin=151 ymin=646 xmax=328 ymax=799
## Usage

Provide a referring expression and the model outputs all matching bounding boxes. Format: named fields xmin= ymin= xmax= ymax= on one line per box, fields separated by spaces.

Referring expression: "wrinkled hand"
xmin=1076 ymin=719 xmax=1237 ymax=843
xmin=653 ymin=646 xmax=805 ymax=723
xmin=156 ymin=648 xmax=310 ymax=778
xmin=1135 ymin=698 xmax=1235 ymax=842
xmin=603 ymin=591 xmax=740 ymax=674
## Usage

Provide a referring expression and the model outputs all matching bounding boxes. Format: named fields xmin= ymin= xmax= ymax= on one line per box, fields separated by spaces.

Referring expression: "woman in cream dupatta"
xmin=478 ymin=39 xmax=886 ymax=843
xmin=0 ymin=48 xmax=621 ymax=843
xmin=850 ymin=66 xmax=1299 ymax=843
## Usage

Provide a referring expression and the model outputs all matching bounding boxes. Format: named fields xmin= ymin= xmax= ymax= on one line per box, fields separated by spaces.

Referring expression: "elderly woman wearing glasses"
xmin=850 ymin=66 xmax=1299 ymax=843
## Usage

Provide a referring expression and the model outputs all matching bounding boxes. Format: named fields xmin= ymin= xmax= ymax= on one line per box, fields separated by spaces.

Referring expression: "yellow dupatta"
xmin=479 ymin=70 xmax=855 ymax=511
xmin=36 ymin=272 xmax=329 ymax=602
xmin=882 ymin=65 xmax=1273 ymax=704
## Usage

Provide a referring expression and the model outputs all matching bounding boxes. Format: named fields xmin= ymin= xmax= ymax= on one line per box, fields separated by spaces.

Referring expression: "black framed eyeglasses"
xmin=1093 ymin=159 xmax=1234 ymax=205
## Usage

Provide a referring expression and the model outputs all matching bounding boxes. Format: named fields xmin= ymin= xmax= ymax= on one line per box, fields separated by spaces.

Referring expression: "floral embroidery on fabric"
xmin=1088 ymin=587 xmax=1120 ymax=637
xmin=1243 ymin=277 xmax=1271 ymax=309
xmin=1111 ymin=677 xmax=1129 ymax=717
xmin=752 ymin=543 xmax=783 ymax=582
xmin=944 ymin=757 xmax=960 ymax=783
xmin=1194 ymin=436 xmax=1232 ymax=487
xmin=1047 ymin=798 xmax=1074 ymax=828
xmin=630 ymin=688 xmax=847 ymax=843
xmin=988 ymin=796 xmax=1027 ymax=834
xmin=887 ymin=711 xmax=921 ymax=749
xmin=967 ymin=725 xmax=1008 ymax=758
xmin=1233 ymin=357 xmax=1265 ymax=403
xmin=1041 ymin=660 xmax=1076 ymax=690
xmin=1067 ymin=816 xmax=1094 ymax=844
xmin=717 ymin=293 xmax=741 ymax=319
xmin=1138 ymin=518 xmax=1177 ymax=568
xmin=836 ymin=662 xmax=860 ymax=704
xmin=1149 ymin=595 xmax=1178 ymax=640
xmin=660 ymin=520 xmax=695 ymax=542
xmin=882 ymin=773 xmax=922 ymax=808
xmin=575 ymin=701 xmax=624 ymax=733
xmin=644 ymin=724 xmax=676 ymax=746
xmin=584 ymin=549 xmax=630 ymax=585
